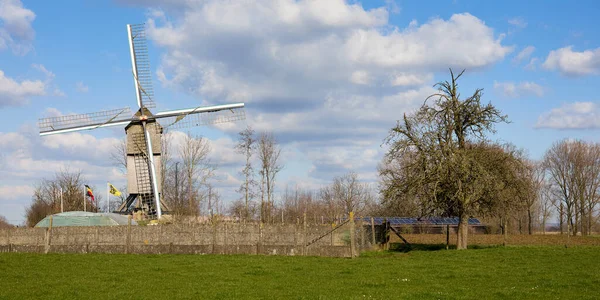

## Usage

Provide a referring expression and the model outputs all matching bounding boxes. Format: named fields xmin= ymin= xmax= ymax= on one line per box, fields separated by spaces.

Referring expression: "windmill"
xmin=37 ymin=24 xmax=246 ymax=219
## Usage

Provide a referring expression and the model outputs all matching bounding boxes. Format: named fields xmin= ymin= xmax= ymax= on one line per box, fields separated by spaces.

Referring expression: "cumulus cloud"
xmin=0 ymin=185 xmax=34 ymax=200
xmin=0 ymin=69 xmax=45 ymax=107
xmin=542 ymin=46 xmax=600 ymax=77
xmin=494 ymin=81 xmax=544 ymax=98
xmin=0 ymin=0 xmax=36 ymax=55
xmin=536 ymin=102 xmax=600 ymax=129
xmin=0 ymin=64 xmax=65 ymax=107
xmin=513 ymin=46 xmax=535 ymax=64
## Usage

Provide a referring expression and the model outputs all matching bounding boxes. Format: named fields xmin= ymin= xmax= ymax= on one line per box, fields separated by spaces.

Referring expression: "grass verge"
xmin=0 ymin=246 xmax=598 ymax=299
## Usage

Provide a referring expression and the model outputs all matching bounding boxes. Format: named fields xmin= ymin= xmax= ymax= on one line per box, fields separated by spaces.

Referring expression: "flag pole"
xmin=107 ymin=182 xmax=110 ymax=214
xmin=83 ymin=186 xmax=86 ymax=212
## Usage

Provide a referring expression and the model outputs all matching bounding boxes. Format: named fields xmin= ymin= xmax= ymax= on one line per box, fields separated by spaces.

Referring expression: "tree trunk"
xmin=456 ymin=214 xmax=469 ymax=250
xmin=559 ymin=203 xmax=564 ymax=235
xmin=502 ymin=217 xmax=508 ymax=246
xmin=244 ymin=178 xmax=249 ymax=221
xmin=527 ymin=209 xmax=532 ymax=235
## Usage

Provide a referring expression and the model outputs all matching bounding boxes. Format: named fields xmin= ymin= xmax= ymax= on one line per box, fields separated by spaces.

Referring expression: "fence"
xmin=0 ymin=216 xmax=381 ymax=257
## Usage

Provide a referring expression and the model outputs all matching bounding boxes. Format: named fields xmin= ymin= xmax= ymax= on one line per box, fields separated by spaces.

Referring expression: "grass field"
xmin=1 ymin=245 xmax=599 ymax=299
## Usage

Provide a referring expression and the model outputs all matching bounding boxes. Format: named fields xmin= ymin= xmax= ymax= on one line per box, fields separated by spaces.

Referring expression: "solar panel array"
xmin=357 ymin=217 xmax=481 ymax=226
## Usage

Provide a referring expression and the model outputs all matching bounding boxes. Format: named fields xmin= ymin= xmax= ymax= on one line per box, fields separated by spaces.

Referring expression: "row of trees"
xmin=544 ymin=140 xmax=600 ymax=236
xmin=230 ymin=171 xmax=377 ymax=224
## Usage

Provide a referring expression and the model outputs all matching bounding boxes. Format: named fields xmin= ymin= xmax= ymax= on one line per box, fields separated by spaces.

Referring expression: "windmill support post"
xmin=142 ymin=121 xmax=162 ymax=219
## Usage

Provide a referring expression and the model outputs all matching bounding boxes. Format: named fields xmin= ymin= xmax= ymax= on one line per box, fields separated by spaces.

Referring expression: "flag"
xmin=108 ymin=183 xmax=121 ymax=197
xmin=85 ymin=185 xmax=95 ymax=203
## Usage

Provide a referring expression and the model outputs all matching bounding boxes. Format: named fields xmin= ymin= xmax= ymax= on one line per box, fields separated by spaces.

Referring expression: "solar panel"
xmin=354 ymin=216 xmax=482 ymax=226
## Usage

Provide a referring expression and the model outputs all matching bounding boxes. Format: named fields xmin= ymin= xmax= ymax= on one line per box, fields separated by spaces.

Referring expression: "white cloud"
xmin=76 ymin=81 xmax=89 ymax=93
xmin=390 ymin=73 xmax=432 ymax=87
xmin=0 ymin=69 xmax=45 ymax=107
xmin=32 ymin=64 xmax=55 ymax=80
xmin=0 ymin=0 xmax=36 ymax=55
xmin=525 ymin=57 xmax=539 ymax=71
xmin=0 ymin=185 xmax=34 ymax=200
xmin=513 ymin=46 xmax=535 ymax=64
xmin=148 ymin=7 xmax=511 ymax=104
xmin=41 ymin=132 xmax=122 ymax=162
xmin=349 ymin=70 xmax=371 ymax=85
xmin=536 ymin=102 xmax=600 ymax=129
xmin=494 ymin=81 xmax=544 ymax=98
xmin=542 ymin=46 xmax=600 ymax=77
xmin=508 ymin=17 xmax=527 ymax=28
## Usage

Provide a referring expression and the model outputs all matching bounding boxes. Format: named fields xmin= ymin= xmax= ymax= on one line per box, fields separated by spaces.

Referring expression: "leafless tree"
xmin=177 ymin=133 xmax=215 ymax=217
xmin=235 ymin=126 xmax=257 ymax=221
xmin=110 ymin=138 xmax=127 ymax=174
xmin=332 ymin=172 xmax=373 ymax=215
xmin=0 ymin=215 xmax=13 ymax=229
xmin=25 ymin=169 xmax=99 ymax=227
xmin=258 ymin=132 xmax=283 ymax=223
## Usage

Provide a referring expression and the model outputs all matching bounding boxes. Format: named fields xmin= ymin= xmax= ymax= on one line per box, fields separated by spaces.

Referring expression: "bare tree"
xmin=235 ymin=126 xmax=257 ymax=221
xmin=0 ymin=215 xmax=13 ymax=229
xmin=258 ymin=132 xmax=283 ymax=223
xmin=110 ymin=138 xmax=127 ymax=174
xmin=25 ymin=169 xmax=98 ymax=227
xmin=178 ymin=133 xmax=215 ymax=217
xmin=332 ymin=172 xmax=373 ymax=215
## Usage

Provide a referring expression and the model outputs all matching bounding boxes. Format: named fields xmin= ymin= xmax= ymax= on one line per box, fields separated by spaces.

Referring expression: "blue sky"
xmin=1 ymin=0 xmax=599 ymax=224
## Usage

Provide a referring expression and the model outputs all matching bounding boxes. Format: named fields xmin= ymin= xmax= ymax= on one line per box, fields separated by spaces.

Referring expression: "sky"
xmin=1 ymin=0 xmax=599 ymax=225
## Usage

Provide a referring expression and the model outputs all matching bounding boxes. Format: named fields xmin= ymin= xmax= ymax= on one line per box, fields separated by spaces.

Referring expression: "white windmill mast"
xmin=37 ymin=23 xmax=246 ymax=220
xmin=127 ymin=23 xmax=163 ymax=218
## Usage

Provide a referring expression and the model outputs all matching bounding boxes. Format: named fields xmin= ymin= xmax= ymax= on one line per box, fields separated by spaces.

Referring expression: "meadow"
xmin=1 ymin=244 xmax=599 ymax=299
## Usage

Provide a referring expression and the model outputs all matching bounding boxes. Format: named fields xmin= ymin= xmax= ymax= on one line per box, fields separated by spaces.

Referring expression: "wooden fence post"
xmin=446 ymin=224 xmax=450 ymax=250
xmin=349 ymin=212 xmax=356 ymax=258
xmin=331 ymin=222 xmax=335 ymax=246
xmin=370 ymin=217 xmax=376 ymax=246
xmin=126 ymin=215 xmax=131 ymax=254
xmin=44 ymin=215 xmax=53 ymax=254
xmin=212 ymin=222 xmax=217 ymax=254
xmin=303 ymin=212 xmax=307 ymax=256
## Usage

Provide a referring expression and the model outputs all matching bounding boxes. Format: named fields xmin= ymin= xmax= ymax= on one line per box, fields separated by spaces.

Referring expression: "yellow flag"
xmin=108 ymin=183 xmax=122 ymax=197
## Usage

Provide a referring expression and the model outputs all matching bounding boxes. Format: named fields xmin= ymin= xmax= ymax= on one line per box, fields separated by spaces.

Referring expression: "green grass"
xmin=1 ymin=246 xmax=599 ymax=299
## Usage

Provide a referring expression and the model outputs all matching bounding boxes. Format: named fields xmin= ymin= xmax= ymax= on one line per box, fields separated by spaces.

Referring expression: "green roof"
xmin=35 ymin=211 xmax=136 ymax=227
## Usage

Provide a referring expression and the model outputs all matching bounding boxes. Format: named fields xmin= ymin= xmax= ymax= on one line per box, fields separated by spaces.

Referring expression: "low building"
xmin=35 ymin=211 xmax=136 ymax=227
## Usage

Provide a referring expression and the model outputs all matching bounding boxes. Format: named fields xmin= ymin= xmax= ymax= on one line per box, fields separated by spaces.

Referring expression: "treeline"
xmin=544 ymin=140 xmax=600 ymax=236
xmin=230 ymin=171 xmax=377 ymax=224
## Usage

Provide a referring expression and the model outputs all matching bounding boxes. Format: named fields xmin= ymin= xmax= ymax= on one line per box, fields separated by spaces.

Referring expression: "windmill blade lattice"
xmin=158 ymin=106 xmax=246 ymax=130
xmin=38 ymin=107 xmax=132 ymax=135
xmin=129 ymin=23 xmax=156 ymax=109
